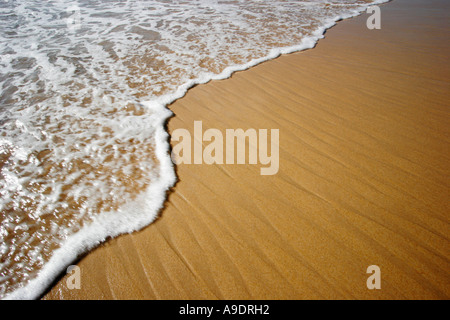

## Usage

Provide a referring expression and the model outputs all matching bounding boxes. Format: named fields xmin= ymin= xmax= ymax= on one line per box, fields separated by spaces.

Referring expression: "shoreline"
xmin=2 ymin=1 xmax=388 ymax=300
xmin=43 ymin=0 xmax=449 ymax=300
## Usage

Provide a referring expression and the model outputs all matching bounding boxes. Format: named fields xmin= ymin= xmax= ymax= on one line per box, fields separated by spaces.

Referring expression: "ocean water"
xmin=0 ymin=0 xmax=388 ymax=299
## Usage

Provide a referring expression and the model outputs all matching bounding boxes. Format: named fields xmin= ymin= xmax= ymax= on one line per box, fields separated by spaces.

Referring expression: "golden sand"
xmin=43 ymin=0 xmax=449 ymax=299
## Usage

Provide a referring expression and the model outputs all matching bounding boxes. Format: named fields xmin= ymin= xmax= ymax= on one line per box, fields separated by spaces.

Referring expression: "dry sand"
xmin=43 ymin=0 xmax=450 ymax=300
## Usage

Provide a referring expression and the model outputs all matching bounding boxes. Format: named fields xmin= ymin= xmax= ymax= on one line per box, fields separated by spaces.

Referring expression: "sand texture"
xmin=43 ymin=0 xmax=449 ymax=300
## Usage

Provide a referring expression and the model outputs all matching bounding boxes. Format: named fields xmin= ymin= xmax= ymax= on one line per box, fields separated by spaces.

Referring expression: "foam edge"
xmin=3 ymin=0 xmax=390 ymax=300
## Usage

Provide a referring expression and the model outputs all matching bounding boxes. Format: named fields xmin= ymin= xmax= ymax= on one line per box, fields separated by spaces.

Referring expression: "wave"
xmin=0 ymin=0 xmax=390 ymax=299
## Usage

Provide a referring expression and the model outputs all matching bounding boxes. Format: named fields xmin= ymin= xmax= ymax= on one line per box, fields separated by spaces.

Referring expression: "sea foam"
xmin=0 ymin=0 xmax=389 ymax=299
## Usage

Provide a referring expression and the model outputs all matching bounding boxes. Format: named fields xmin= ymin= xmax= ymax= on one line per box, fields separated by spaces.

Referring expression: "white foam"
xmin=4 ymin=102 xmax=176 ymax=300
xmin=1 ymin=0 xmax=391 ymax=299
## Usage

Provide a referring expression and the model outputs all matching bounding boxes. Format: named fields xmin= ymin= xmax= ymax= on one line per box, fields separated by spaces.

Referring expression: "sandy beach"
xmin=43 ymin=0 xmax=449 ymax=300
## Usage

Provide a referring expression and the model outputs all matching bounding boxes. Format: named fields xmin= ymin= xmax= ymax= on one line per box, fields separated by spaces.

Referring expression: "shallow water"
xmin=0 ymin=0 xmax=386 ymax=299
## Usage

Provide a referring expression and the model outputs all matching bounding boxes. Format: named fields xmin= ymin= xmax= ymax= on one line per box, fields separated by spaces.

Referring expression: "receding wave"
xmin=0 ymin=0 xmax=388 ymax=299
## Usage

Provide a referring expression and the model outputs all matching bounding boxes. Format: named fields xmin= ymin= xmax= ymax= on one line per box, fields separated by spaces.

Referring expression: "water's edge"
xmin=4 ymin=0 xmax=390 ymax=300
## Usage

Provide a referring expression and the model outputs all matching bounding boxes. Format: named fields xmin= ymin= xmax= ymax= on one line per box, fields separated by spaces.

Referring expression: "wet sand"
xmin=43 ymin=0 xmax=450 ymax=299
